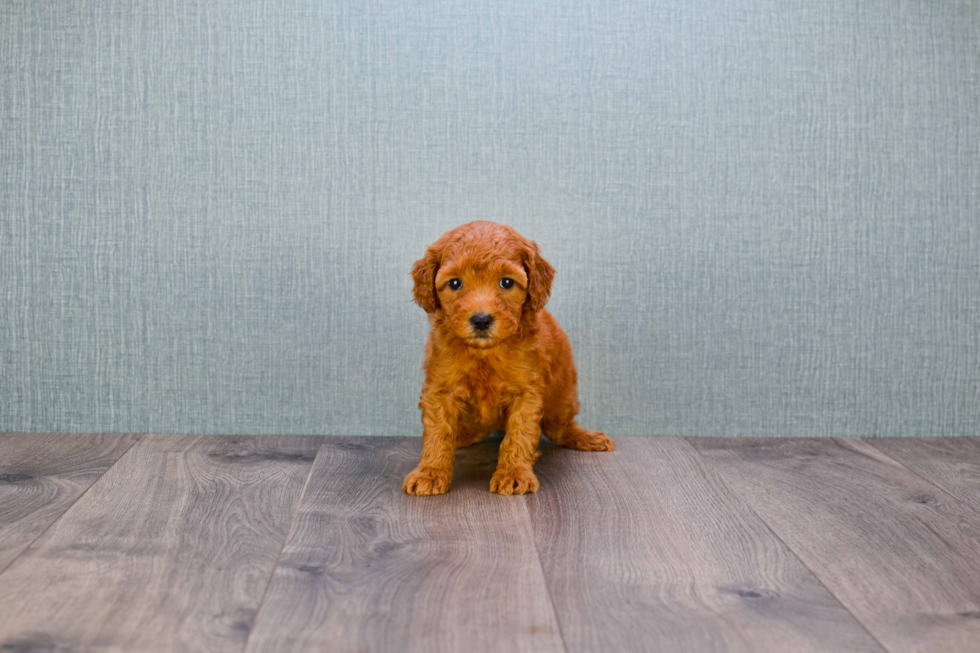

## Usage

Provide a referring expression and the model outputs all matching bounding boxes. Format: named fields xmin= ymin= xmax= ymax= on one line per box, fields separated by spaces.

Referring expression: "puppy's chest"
xmin=456 ymin=361 xmax=519 ymax=423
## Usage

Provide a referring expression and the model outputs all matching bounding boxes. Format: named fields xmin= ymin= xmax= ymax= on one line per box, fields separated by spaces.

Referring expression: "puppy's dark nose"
xmin=470 ymin=313 xmax=493 ymax=332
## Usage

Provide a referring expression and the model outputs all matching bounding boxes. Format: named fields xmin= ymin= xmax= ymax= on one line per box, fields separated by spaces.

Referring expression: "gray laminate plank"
xmin=0 ymin=432 xmax=140 ymax=574
xmin=0 ymin=434 xmax=322 ymax=653
xmin=244 ymin=436 xmax=565 ymax=653
xmin=690 ymin=437 xmax=980 ymax=653
xmin=868 ymin=437 xmax=980 ymax=514
xmin=527 ymin=437 xmax=884 ymax=653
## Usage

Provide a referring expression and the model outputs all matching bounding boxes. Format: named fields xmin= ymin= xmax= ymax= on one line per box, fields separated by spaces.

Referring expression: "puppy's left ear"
xmin=521 ymin=239 xmax=556 ymax=312
xmin=411 ymin=246 xmax=441 ymax=313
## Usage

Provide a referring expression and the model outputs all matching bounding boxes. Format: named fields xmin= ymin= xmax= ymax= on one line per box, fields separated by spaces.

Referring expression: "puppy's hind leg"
xmin=543 ymin=417 xmax=615 ymax=452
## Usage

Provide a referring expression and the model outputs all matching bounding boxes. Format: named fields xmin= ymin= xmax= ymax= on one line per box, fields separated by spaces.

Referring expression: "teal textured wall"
xmin=2 ymin=0 xmax=978 ymax=436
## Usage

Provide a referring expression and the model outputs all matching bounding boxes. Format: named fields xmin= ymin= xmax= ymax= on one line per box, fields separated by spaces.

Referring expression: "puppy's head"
xmin=412 ymin=221 xmax=555 ymax=349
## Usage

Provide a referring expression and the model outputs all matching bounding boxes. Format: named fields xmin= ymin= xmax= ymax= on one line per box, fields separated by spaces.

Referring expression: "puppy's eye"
xmin=499 ymin=278 xmax=515 ymax=290
xmin=448 ymin=278 xmax=463 ymax=291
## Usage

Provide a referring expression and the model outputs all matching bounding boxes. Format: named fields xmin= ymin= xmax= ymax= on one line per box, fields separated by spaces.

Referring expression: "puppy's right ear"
xmin=411 ymin=247 xmax=441 ymax=313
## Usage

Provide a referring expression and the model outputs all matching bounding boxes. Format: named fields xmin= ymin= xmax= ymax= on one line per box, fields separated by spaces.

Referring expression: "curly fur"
xmin=403 ymin=221 xmax=614 ymax=496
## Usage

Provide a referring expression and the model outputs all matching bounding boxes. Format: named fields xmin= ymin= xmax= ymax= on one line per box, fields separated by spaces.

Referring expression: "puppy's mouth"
xmin=464 ymin=332 xmax=499 ymax=348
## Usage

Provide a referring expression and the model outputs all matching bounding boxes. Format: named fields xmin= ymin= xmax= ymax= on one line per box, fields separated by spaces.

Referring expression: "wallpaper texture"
xmin=2 ymin=0 xmax=978 ymax=437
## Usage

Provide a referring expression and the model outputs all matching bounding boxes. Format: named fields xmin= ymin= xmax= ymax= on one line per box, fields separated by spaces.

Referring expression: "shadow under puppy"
xmin=404 ymin=221 xmax=614 ymax=496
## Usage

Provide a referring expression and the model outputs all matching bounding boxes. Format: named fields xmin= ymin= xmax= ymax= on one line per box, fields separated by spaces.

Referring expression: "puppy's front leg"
xmin=491 ymin=393 xmax=543 ymax=495
xmin=404 ymin=390 xmax=457 ymax=496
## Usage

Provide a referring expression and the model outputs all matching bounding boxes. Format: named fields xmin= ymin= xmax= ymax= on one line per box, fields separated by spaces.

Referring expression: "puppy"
xmin=403 ymin=221 xmax=614 ymax=496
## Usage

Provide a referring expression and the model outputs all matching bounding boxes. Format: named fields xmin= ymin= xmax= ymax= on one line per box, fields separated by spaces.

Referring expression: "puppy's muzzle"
xmin=469 ymin=313 xmax=494 ymax=333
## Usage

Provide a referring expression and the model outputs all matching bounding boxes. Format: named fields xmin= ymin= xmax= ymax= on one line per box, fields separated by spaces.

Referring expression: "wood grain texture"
xmin=244 ymin=436 xmax=565 ymax=653
xmin=869 ymin=437 xmax=980 ymax=514
xmin=691 ymin=437 xmax=980 ymax=653
xmin=0 ymin=432 xmax=140 ymax=573
xmin=527 ymin=437 xmax=883 ymax=653
xmin=0 ymin=434 xmax=321 ymax=653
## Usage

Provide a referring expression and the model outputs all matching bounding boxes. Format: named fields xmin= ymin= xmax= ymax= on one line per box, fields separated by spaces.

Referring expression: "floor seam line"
xmin=0 ymin=432 xmax=146 ymax=578
xmin=523 ymin=495 xmax=572 ymax=653
xmin=681 ymin=437 xmax=894 ymax=653
xmin=240 ymin=437 xmax=323 ymax=653
xmin=855 ymin=437 xmax=980 ymax=520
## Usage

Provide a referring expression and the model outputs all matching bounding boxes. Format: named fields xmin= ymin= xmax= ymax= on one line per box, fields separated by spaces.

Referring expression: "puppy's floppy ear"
xmin=411 ymin=246 xmax=441 ymax=313
xmin=520 ymin=239 xmax=556 ymax=312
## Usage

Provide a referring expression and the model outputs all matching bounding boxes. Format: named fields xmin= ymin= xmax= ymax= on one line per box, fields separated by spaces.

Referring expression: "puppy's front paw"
xmin=489 ymin=467 xmax=540 ymax=495
xmin=567 ymin=429 xmax=616 ymax=452
xmin=403 ymin=466 xmax=453 ymax=496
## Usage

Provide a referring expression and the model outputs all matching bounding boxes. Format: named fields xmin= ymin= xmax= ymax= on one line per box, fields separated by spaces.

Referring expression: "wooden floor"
xmin=1 ymin=435 xmax=979 ymax=652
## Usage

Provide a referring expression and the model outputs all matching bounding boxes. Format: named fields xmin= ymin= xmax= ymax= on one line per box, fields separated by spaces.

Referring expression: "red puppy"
xmin=404 ymin=221 xmax=614 ymax=496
